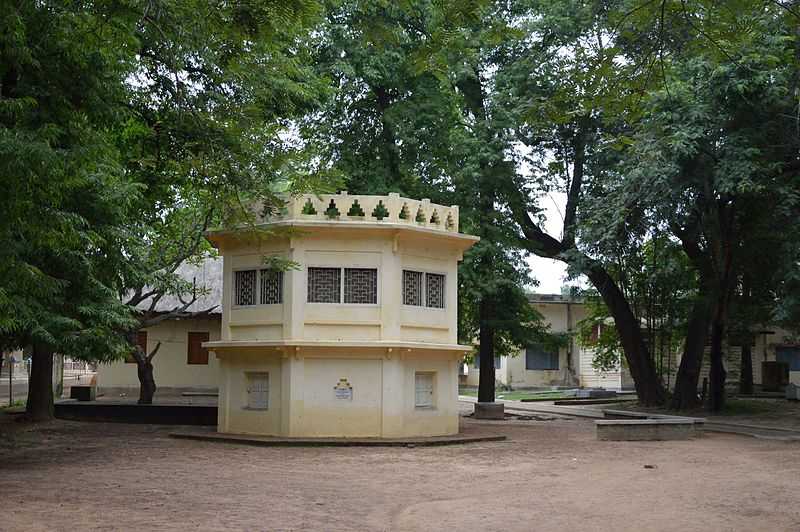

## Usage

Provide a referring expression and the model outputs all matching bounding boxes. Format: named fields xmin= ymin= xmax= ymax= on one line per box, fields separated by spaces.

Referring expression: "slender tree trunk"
xmin=26 ymin=343 xmax=55 ymax=421
xmin=739 ymin=340 xmax=754 ymax=395
xmin=707 ymin=303 xmax=728 ymax=412
xmin=135 ymin=349 xmax=156 ymax=404
xmin=586 ymin=267 xmax=666 ymax=406
xmin=477 ymin=298 xmax=496 ymax=403
xmin=671 ymin=293 xmax=712 ymax=410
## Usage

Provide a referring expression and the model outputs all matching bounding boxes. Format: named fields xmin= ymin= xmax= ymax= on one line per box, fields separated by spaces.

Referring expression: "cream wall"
xmin=218 ymin=226 xmax=466 ymax=347
xmin=208 ymin=195 xmax=476 ymax=438
xmin=217 ymin=350 xmax=283 ymax=435
xmin=217 ymin=348 xmax=460 ymax=438
xmin=502 ymin=347 xmax=572 ymax=388
xmin=97 ymin=317 xmax=221 ymax=391
xmin=463 ymin=299 xmax=585 ymax=388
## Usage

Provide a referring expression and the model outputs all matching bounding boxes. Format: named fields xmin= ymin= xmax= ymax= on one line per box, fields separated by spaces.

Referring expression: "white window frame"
xmin=306 ymin=265 xmax=380 ymax=306
xmin=402 ymin=269 xmax=447 ymax=310
xmin=414 ymin=371 xmax=435 ymax=409
xmin=232 ymin=268 xmax=284 ymax=308
xmin=245 ymin=372 xmax=269 ymax=410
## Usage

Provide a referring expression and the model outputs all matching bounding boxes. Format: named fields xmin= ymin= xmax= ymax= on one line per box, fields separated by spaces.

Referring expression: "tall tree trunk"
xmin=134 ymin=348 xmax=156 ymax=404
xmin=707 ymin=299 xmax=728 ymax=412
xmin=671 ymin=293 xmax=712 ymax=410
xmin=477 ymin=298 xmax=496 ymax=403
xmin=739 ymin=339 xmax=754 ymax=395
xmin=26 ymin=343 xmax=55 ymax=421
xmin=586 ymin=266 xmax=666 ymax=406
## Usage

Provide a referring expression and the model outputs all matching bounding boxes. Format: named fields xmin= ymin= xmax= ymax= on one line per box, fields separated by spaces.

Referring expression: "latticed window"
xmin=235 ymin=270 xmax=257 ymax=306
xmin=308 ymin=267 xmax=341 ymax=303
xmin=260 ymin=269 xmax=283 ymax=305
xmin=246 ymin=372 xmax=269 ymax=410
xmin=403 ymin=270 xmax=424 ymax=306
xmin=344 ymin=268 xmax=377 ymax=304
xmin=425 ymin=273 xmax=446 ymax=309
xmin=415 ymin=372 xmax=434 ymax=408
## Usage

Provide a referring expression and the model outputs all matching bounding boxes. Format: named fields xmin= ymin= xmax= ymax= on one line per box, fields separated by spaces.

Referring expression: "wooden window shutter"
xmin=126 ymin=330 xmax=147 ymax=363
xmin=187 ymin=332 xmax=210 ymax=365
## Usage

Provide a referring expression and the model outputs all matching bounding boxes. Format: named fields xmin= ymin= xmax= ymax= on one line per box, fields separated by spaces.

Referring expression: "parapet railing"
xmin=260 ymin=192 xmax=460 ymax=233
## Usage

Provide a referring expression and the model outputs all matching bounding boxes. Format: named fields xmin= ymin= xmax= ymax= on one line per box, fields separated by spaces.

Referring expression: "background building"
xmin=96 ymin=260 xmax=222 ymax=398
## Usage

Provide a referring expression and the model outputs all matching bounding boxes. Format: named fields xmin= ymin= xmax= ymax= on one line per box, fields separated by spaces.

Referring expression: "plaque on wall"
xmin=334 ymin=378 xmax=353 ymax=400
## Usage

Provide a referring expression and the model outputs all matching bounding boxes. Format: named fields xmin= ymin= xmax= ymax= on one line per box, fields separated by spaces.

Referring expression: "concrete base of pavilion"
xmin=169 ymin=426 xmax=506 ymax=447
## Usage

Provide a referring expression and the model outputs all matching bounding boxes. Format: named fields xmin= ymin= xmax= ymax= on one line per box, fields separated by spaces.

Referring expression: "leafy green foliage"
xmin=302 ymin=198 xmax=318 ymax=215
xmin=347 ymin=200 xmax=365 ymax=217
xmin=0 ymin=0 xmax=332 ymax=373
xmin=371 ymin=200 xmax=390 ymax=220
xmin=399 ymin=203 xmax=410 ymax=219
xmin=324 ymin=199 xmax=341 ymax=218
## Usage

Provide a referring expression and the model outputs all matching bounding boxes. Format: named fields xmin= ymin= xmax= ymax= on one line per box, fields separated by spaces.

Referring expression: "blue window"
xmin=776 ymin=346 xmax=800 ymax=371
xmin=525 ymin=344 xmax=559 ymax=370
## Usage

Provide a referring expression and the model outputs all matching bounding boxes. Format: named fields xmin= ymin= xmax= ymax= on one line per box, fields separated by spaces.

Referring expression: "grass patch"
xmin=458 ymin=388 xmax=573 ymax=401
xmin=1 ymin=399 xmax=25 ymax=411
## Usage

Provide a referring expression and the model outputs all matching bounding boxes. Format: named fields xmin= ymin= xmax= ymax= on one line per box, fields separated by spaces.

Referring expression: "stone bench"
xmin=596 ymin=418 xmax=701 ymax=441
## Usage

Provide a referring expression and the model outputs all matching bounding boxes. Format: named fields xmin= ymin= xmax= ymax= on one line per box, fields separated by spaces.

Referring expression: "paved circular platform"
xmin=169 ymin=427 xmax=507 ymax=447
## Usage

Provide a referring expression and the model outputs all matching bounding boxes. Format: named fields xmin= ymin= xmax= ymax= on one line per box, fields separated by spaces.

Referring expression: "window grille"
xmin=425 ymin=273 xmax=446 ymax=309
xmin=403 ymin=270 xmax=424 ymax=306
xmin=308 ymin=267 xmax=341 ymax=303
xmin=235 ymin=270 xmax=257 ymax=306
xmin=260 ymin=269 xmax=283 ymax=304
xmin=344 ymin=268 xmax=377 ymax=304
xmin=246 ymin=372 xmax=269 ymax=410
xmin=415 ymin=372 xmax=434 ymax=408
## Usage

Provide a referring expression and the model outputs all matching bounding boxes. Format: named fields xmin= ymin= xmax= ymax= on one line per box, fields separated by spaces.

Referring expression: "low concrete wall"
xmin=596 ymin=419 xmax=699 ymax=441
xmin=98 ymin=386 xmax=218 ymax=399
xmin=55 ymin=401 xmax=217 ymax=425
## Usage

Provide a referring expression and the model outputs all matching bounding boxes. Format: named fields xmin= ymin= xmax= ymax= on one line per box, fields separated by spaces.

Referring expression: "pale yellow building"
xmin=464 ymin=294 xmax=634 ymax=390
xmin=96 ymin=260 xmax=222 ymax=397
xmin=205 ymin=192 xmax=478 ymax=438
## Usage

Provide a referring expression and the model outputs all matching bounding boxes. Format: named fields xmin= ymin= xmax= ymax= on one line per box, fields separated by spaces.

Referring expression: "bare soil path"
xmin=1 ymin=411 xmax=799 ymax=531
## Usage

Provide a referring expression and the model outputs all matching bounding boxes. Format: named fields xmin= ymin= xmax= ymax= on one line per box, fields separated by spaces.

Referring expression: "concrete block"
xmin=474 ymin=402 xmax=505 ymax=420
xmin=577 ymin=389 xmax=617 ymax=399
xmin=595 ymin=419 xmax=699 ymax=441
xmin=69 ymin=385 xmax=96 ymax=402
xmin=786 ymin=383 xmax=800 ymax=401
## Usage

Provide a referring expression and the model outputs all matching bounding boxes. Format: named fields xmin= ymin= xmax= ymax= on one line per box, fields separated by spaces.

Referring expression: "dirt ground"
xmin=1 ymin=410 xmax=799 ymax=532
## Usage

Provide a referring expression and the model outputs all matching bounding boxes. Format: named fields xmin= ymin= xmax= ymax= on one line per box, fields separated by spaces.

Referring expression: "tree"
xmin=0 ymin=1 xmax=139 ymax=419
xmin=305 ymin=0 xmax=554 ymax=406
xmin=114 ymin=0 xmax=330 ymax=404
xmin=576 ymin=236 xmax=695 ymax=389
xmin=1 ymin=1 xmax=331 ymax=413
xmin=607 ymin=2 xmax=800 ymax=410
